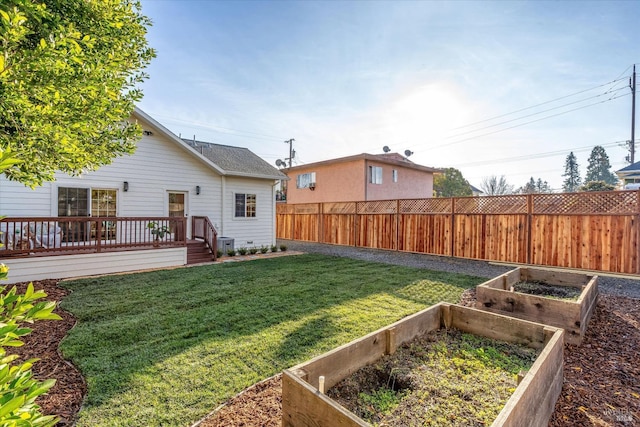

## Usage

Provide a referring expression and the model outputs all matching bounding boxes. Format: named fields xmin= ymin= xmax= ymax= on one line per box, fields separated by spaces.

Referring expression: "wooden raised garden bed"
xmin=282 ymin=303 xmax=564 ymax=427
xmin=475 ymin=267 xmax=598 ymax=345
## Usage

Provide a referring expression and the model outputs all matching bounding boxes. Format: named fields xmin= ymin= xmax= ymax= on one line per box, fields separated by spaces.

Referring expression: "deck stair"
xmin=187 ymin=239 xmax=214 ymax=264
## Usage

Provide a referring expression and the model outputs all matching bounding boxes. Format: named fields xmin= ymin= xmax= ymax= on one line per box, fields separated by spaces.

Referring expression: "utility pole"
xmin=631 ymin=65 xmax=636 ymax=164
xmin=285 ymin=138 xmax=295 ymax=167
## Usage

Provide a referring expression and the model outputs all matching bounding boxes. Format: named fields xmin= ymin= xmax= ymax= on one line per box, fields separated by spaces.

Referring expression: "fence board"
xmin=276 ymin=191 xmax=640 ymax=274
xmin=322 ymin=214 xmax=356 ymax=246
xmin=398 ymin=214 xmax=451 ymax=255
xmin=357 ymin=214 xmax=396 ymax=249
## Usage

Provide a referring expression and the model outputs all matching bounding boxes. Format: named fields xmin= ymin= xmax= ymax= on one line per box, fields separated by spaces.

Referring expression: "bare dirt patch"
xmin=512 ymin=280 xmax=582 ymax=300
xmin=326 ymin=328 xmax=539 ymax=426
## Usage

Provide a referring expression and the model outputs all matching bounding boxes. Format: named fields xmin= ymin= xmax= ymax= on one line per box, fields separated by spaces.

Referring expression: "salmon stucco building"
xmin=283 ymin=152 xmax=440 ymax=204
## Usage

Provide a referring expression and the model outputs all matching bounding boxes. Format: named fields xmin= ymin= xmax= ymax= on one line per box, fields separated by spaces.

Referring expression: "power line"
xmin=422 ymin=92 xmax=630 ymax=152
xmin=443 ymin=86 xmax=628 ymax=141
xmin=454 ymin=141 xmax=625 ymax=168
xmin=147 ymin=112 xmax=286 ymax=142
xmin=452 ymin=76 xmax=629 ymax=131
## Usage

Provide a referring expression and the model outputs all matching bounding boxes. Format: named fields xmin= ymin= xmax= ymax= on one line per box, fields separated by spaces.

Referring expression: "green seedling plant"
xmin=0 ymin=263 xmax=62 ymax=427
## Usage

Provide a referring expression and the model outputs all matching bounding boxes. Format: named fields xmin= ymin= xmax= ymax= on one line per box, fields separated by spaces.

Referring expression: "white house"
xmin=0 ymin=108 xmax=287 ymax=283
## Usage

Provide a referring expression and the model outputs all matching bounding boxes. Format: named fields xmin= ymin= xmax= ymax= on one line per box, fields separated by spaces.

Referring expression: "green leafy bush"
xmin=270 ymin=245 xmax=278 ymax=253
xmin=260 ymin=246 xmax=268 ymax=254
xmin=279 ymin=244 xmax=288 ymax=252
xmin=216 ymin=249 xmax=223 ymax=258
xmin=226 ymin=249 xmax=236 ymax=257
xmin=249 ymin=247 xmax=258 ymax=255
xmin=0 ymin=263 xmax=61 ymax=426
xmin=237 ymin=247 xmax=248 ymax=255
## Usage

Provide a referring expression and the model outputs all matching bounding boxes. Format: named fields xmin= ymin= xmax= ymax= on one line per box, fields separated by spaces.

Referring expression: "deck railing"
xmin=0 ymin=216 xmax=187 ymax=257
xmin=192 ymin=216 xmax=218 ymax=261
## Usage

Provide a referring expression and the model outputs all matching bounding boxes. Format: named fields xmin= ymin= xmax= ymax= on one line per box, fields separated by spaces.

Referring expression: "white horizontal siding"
xmin=2 ymin=248 xmax=186 ymax=284
xmin=0 ymin=180 xmax=54 ymax=216
xmin=222 ymin=177 xmax=276 ymax=248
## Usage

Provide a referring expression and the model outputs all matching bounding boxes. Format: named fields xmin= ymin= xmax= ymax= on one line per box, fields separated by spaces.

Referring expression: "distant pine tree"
xmin=562 ymin=151 xmax=581 ymax=192
xmin=584 ymin=146 xmax=618 ymax=186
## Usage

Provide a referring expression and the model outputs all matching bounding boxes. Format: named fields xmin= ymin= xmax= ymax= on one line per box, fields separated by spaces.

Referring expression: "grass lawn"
xmin=59 ymin=254 xmax=483 ymax=426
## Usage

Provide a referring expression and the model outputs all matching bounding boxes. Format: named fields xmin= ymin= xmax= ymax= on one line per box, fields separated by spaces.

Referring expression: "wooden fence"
xmin=276 ymin=191 xmax=640 ymax=274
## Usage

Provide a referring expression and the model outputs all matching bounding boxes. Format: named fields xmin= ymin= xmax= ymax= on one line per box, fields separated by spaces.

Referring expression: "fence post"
xmin=395 ymin=199 xmax=400 ymax=251
xmin=450 ymin=197 xmax=455 ymax=257
xmin=354 ymin=202 xmax=360 ymax=248
xmin=318 ymin=203 xmax=323 ymax=243
xmin=527 ymin=194 xmax=533 ymax=265
xmin=636 ymin=190 xmax=640 ymax=274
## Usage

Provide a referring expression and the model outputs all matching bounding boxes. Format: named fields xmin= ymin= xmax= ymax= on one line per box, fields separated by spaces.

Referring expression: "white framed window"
xmin=369 ymin=166 xmax=383 ymax=184
xmin=235 ymin=193 xmax=256 ymax=218
xmin=392 ymin=169 xmax=398 ymax=183
xmin=296 ymin=172 xmax=316 ymax=189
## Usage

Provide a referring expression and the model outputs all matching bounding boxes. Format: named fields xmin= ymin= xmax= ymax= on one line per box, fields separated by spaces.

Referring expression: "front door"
xmin=168 ymin=192 xmax=187 ymax=240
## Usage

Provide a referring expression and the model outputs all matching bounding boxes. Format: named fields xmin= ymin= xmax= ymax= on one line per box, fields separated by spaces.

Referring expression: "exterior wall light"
xmin=196 ymin=185 xmax=201 ymax=195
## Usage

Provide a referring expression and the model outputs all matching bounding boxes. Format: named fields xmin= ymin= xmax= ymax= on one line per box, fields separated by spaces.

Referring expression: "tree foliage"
xmin=584 ymin=146 xmax=618 ymax=186
xmin=580 ymin=180 xmax=616 ymax=192
xmin=0 ymin=0 xmax=155 ymax=187
xmin=518 ymin=177 xmax=552 ymax=194
xmin=480 ymin=175 xmax=514 ymax=195
xmin=0 ymin=149 xmax=61 ymax=426
xmin=433 ymin=167 xmax=472 ymax=197
xmin=562 ymin=151 xmax=581 ymax=192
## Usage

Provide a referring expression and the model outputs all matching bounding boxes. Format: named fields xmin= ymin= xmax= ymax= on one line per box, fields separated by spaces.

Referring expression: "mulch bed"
xmin=9 ymin=280 xmax=640 ymax=426
xmin=7 ymin=280 xmax=85 ymax=427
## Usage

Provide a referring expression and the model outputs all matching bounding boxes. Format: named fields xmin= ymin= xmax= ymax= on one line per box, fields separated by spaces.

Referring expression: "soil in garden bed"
xmin=326 ymin=328 xmax=539 ymax=426
xmin=512 ymin=280 xmax=583 ymax=300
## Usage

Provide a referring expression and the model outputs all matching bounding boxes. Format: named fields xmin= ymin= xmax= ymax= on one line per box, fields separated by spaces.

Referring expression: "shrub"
xmin=216 ymin=249 xmax=224 ymax=258
xmin=226 ymin=249 xmax=236 ymax=257
xmin=237 ymin=247 xmax=248 ymax=255
xmin=260 ymin=246 xmax=268 ymax=254
xmin=280 ymin=244 xmax=288 ymax=252
xmin=249 ymin=247 xmax=258 ymax=255
xmin=270 ymin=245 xmax=278 ymax=253
xmin=0 ymin=263 xmax=61 ymax=427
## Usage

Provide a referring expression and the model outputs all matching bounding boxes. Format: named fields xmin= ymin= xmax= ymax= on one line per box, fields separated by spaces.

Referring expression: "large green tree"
xmin=0 ymin=0 xmax=155 ymax=187
xmin=584 ymin=146 xmax=618 ymax=186
xmin=562 ymin=151 xmax=581 ymax=192
xmin=433 ymin=167 xmax=472 ymax=197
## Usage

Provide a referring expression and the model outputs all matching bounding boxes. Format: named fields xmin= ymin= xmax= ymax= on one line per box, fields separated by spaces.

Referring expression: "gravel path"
xmin=279 ymin=239 xmax=640 ymax=299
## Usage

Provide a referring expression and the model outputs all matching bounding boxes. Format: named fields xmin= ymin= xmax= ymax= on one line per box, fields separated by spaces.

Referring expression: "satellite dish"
xmin=275 ymin=159 xmax=283 ymax=167
xmin=383 ymin=146 xmax=390 ymax=153
xmin=404 ymin=150 xmax=414 ymax=157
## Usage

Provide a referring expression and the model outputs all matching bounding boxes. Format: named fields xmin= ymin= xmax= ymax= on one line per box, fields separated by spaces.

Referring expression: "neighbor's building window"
xmin=369 ymin=166 xmax=383 ymax=184
xmin=392 ymin=169 xmax=398 ymax=183
xmin=235 ymin=193 xmax=256 ymax=218
xmin=296 ymin=172 xmax=316 ymax=189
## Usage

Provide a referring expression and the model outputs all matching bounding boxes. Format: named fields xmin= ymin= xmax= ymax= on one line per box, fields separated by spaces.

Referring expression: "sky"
xmin=137 ymin=0 xmax=640 ymax=191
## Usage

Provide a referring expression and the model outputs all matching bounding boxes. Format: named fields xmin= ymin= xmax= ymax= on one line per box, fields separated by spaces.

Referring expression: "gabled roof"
xmin=470 ymin=184 xmax=484 ymax=194
xmin=617 ymin=161 xmax=640 ymax=173
xmin=133 ymin=107 xmax=286 ymax=180
xmin=183 ymin=139 xmax=287 ymax=179
xmin=285 ymin=152 xmax=440 ymax=174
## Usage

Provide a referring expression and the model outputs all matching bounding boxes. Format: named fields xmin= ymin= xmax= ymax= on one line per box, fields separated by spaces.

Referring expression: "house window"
xmin=392 ymin=169 xmax=398 ymax=183
xmin=235 ymin=193 xmax=256 ymax=218
xmin=369 ymin=166 xmax=383 ymax=184
xmin=58 ymin=187 xmax=89 ymax=216
xmin=296 ymin=172 xmax=316 ymax=189
xmin=91 ymin=189 xmax=117 ymax=216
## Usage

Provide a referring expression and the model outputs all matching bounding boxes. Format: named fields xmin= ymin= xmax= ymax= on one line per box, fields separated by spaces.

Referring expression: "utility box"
xmin=217 ymin=237 xmax=234 ymax=253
